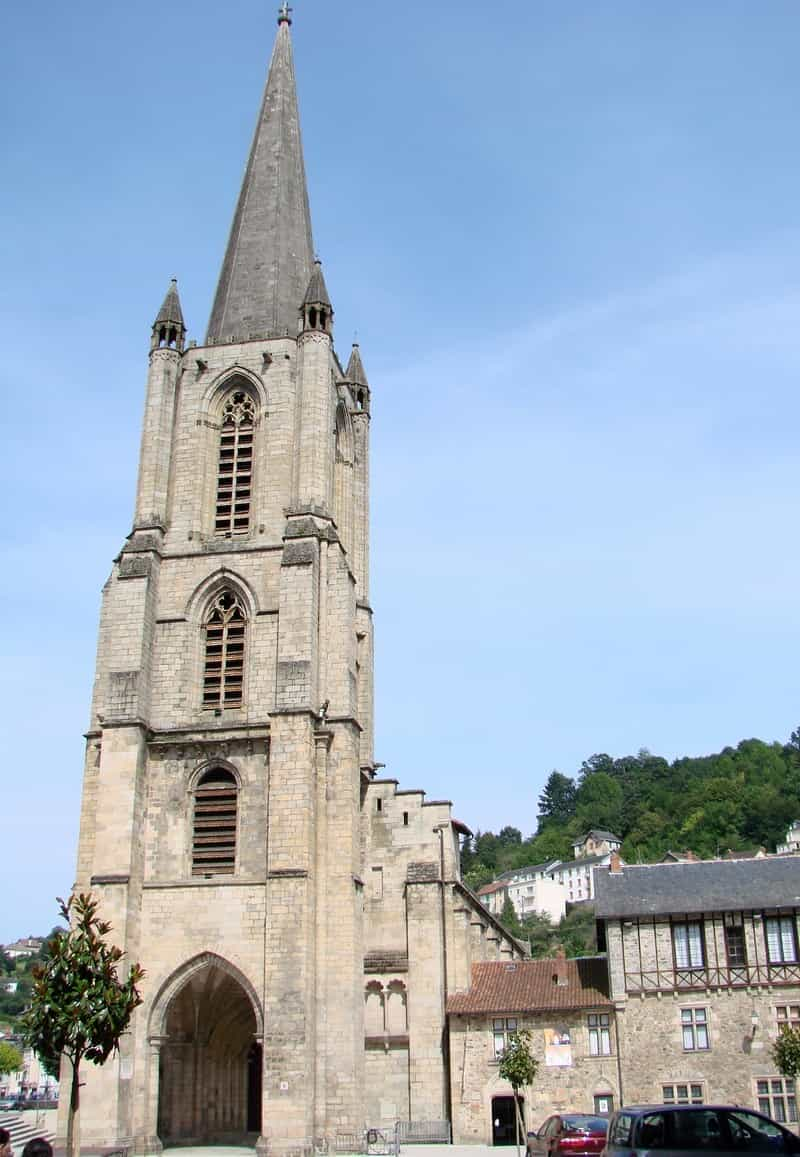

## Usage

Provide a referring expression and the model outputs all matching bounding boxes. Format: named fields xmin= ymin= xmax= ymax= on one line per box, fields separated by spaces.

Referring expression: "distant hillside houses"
xmin=778 ymin=820 xmax=800 ymax=855
xmin=1 ymin=937 xmax=43 ymax=960
xmin=478 ymin=830 xmax=622 ymax=921
xmin=478 ymin=823 xmax=800 ymax=925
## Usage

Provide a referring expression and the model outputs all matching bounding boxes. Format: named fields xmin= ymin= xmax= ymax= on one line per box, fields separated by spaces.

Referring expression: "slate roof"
xmin=447 ymin=957 xmax=611 ymax=1015
xmin=577 ymin=829 xmax=621 ymax=843
xmin=497 ymin=862 xmax=557 ymax=882
xmin=595 ymin=856 xmax=800 ymax=919
xmin=207 ymin=16 xmax=314 ymax=342
xmin=553 ymin=854 xmax=608 ymax=871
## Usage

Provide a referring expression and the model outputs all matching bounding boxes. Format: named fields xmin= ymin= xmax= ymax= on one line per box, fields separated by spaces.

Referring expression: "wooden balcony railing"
xmin=624 ymin=962 xmax=800 ymax=992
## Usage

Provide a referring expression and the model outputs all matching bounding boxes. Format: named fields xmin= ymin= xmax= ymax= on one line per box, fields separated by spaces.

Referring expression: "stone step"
xmin=0 ymin=1111 xmax=56 ymax=1150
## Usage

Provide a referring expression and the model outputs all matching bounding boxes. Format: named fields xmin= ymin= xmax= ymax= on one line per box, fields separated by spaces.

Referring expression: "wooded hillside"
xmin=461 ymin=729 xmax=800 ymax=893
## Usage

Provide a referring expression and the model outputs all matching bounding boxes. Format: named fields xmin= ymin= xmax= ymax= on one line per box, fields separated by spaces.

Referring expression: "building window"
xmin=192 ymin=768 xmax=237 ymax=875
xmin=724 ymin=915 xmax=747 ymax=966
xmin=681 ymin=1008 xmax=709 ymax=1051
xmin=215 ymin=390 xmax=255 ymax=535
xmin=588 ymin=1013 xmax=611 ymax=1056
xmin=672 ymin=921 xmax=705 ymax=969
xmin=777 ymin=1005 xmax=800 ymax=1031
xmin=765 ymin=916 xmax=798 ymax=964
xmin=756 ymin=1079 xmax=797 ymax=1124
xmin=493 ymin=1017 xmax=518 ymax=1060
xmin=662 ymin=1083 xmax=703 ymax=1105
xmin=203 ymin=589 xmax=246 ymax=709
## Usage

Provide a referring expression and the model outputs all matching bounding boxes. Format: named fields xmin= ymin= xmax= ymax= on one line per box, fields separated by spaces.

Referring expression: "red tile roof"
xmin=446 ymin=957 xmax=611 ymax=1015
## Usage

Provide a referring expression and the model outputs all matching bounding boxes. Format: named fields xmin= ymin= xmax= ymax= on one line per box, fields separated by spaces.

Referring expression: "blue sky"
xmin=2 ymin=0 xmax=800 ymax=941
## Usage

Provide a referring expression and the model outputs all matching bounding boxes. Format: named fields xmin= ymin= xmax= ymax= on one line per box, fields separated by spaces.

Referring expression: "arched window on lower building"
xmin=203 ymin=589 xmax=246 ymax=709
xmin=192 ymin=768 xmax=238 ymax=875
xmin=365 ymin=982 xmax=385 ymax=1035
xmin=386 ymin=981 xmax=408 ymax=1034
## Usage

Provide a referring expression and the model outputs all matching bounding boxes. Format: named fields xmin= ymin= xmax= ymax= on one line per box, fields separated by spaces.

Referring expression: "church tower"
xmin=71 ymin=7 xmax=373 ymax=1152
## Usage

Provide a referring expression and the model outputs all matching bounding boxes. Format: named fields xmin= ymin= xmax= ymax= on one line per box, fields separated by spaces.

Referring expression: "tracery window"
xmin=203 ymin=590 xmax=246 ymax=709
xmin=192 ymin=768 xmax=237 ymax=875
xmin=215 ymin=390 xmax=255 ymax=535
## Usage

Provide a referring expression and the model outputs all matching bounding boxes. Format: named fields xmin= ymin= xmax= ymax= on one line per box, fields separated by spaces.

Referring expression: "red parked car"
xmin=527 ymin=1114 xmax=609 ymax=1157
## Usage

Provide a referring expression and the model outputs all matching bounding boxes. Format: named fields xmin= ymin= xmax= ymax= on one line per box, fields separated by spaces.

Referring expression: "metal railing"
xmin=395 ymin=1120 xmax=451 ymax=1145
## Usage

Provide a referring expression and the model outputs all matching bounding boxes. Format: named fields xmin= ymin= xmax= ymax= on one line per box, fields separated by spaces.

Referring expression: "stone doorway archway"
xmin=156 ymin=957 xmax=261 ymax=1146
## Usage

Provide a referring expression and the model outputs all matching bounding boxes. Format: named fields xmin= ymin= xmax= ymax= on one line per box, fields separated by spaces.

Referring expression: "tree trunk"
xmin=66 ymin=1058 xmax=81 ymax=1157
xmin=513 ymin=1090 xmax=525 ymax=1157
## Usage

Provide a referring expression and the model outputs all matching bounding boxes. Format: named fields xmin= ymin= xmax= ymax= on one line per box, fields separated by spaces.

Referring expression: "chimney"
xmin=552 ymin=945 xmax=568 ymax=986
xmin=609 ymin=851 xmax=623 ymax=874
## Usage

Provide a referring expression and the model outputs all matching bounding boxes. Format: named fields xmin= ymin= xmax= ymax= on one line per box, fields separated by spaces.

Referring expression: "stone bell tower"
xmin=69 ymin=6 xmax=374 ymax=1152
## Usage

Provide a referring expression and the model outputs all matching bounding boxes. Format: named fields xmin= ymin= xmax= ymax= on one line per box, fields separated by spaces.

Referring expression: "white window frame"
xmin=662 ymin=1082 xmax=704 ymax=1105
xmin=672 ymin=921 xmax=705 ymax=969
xmin=755 ymin=1078 xmax=797 ymax=1124
xmin=776 ymin=1004 xmax=800 ymax=1031
xmin=680 ymin=1007 xmax=709 ymax=1051
xmin=765 ymin=916 xmax=798 ymax=964
xmin=492 ymin=1017 xmax=518 ymax=1060
xmin=588 ymin=1013 xmax=611 ymax=1056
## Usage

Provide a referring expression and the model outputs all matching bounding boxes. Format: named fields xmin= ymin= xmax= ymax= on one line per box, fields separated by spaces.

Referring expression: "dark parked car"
xmin=603 ymin=1104 xmax=800 ymax=1157
xmin=528 ymin=1114 xmax=609 ymax=1157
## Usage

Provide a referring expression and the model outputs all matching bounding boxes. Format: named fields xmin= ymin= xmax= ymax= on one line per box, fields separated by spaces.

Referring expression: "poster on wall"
xmin=544 ymin=1028 xmax=572 ymax=1067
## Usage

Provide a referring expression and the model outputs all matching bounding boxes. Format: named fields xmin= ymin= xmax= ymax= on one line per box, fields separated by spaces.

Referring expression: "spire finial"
xmin=278 ymin=2 xmax=292 ymax=24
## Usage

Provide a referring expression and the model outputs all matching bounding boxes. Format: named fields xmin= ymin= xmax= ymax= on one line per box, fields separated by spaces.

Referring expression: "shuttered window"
xmin=192 ymin=769 xmax=237 ymax=875
xmin=203 ymin=590 xmax=246 ymax=709
xmin=215 ymin=391 xmax=254 ymax=535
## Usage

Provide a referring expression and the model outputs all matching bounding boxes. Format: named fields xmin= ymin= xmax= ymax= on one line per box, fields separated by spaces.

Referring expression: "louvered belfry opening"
xmin=192 ymin=768 xmax=238 ymax=876
xmin=215 ymin=390 xmax=255 ymax=535
xmin=203 ymin=589 xmax=246 ymax=709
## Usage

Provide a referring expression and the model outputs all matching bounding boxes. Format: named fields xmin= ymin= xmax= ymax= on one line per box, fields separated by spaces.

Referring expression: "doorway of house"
xmin=492 ymin=1095 xmax=524 ymax=1146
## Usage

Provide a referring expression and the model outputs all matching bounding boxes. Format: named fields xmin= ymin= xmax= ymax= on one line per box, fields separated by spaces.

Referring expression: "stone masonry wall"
xmin=449 ymin=1010 xmax=619 ymax=1145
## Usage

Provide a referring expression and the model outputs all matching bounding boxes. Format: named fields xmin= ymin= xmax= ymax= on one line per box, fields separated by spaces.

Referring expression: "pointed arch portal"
xmin=156 ymin=958 xmax=261 ymax=1145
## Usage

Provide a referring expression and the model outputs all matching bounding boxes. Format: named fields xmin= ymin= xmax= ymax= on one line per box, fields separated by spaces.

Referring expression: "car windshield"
xmin=562 ymin=1117 xmax=608 ymax=1133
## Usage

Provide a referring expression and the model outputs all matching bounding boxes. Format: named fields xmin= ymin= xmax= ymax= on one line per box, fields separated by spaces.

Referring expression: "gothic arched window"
xmin=215 ymin=390 xmax=255 ymax=535
xmin=203 ymin=589 xmax=246 ymax=709
xmin=192 ymin=768 xmax=237 ymax=875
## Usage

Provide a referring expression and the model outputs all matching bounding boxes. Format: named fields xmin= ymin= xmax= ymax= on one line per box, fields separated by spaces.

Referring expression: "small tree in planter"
xmin=21 ymin=895 xmax=144 ymax=1157
xmin=772 ymin=1024 xmax=800 ymax=1080
xmin=499 ymin=1028 xmax=539 ymax=1157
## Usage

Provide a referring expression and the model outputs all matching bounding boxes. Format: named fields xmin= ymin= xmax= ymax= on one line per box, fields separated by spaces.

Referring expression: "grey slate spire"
xmin=302 ymin=258 xmax=331 ymax=308
xmin=151 ymin=278 xmax=186 ymax=352
xmin=206 ymin=13 xmax=314 ymax=344
xmin=345 ymin=343 xmax=368 ymax=387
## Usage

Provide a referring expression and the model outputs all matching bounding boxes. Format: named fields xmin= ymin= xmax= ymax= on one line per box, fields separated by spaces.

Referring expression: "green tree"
xmin=499 ymin=896 xmax=523 ymax=941
xmin=575 ymin=772 xmax=623 ymax=834
xmin=772 ymin=1025 xmax=800 ymax=1079
xmin=21 ymin=895 xmax=144 ymax=1157
xmin=537 ymin=772 xmax=577 ymax=828
xmin=559 ymin=906 xmax=596 ymax=957
xmin=519 ymin=911 xmax=558 ymax=958
xmin=498 ymin=1029 xmax=538 ymax=1157
xmin=0 ymin=1040 xmax=23 ymax=1076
